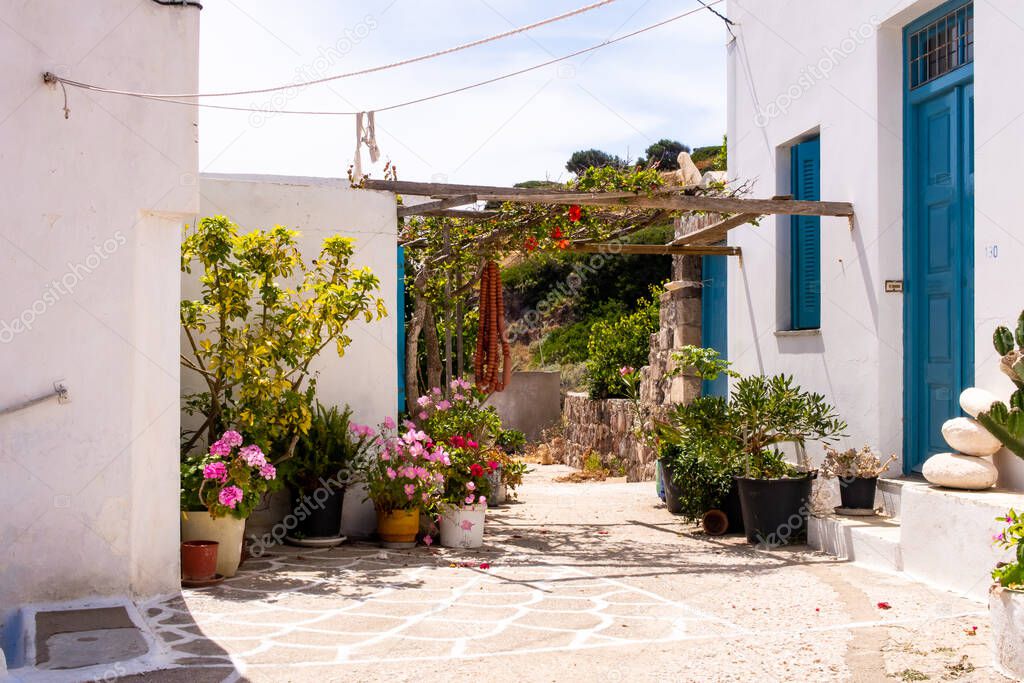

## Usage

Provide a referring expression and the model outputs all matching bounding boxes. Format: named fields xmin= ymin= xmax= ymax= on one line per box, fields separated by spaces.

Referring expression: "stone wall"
xmin=557 ymin=215 xmax=712 ymax=481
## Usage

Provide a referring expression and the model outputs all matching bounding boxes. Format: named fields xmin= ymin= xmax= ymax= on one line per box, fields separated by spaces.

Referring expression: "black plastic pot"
xmin=735 ymin=473 xmax=816 ymax=546
xmin=839 ymin=476 xmax=877 ymax=510
xmin=661 ymin=459 xmax=684 ymax=514
xmin=720 ymin=481 xmax=745 ymax=534
xmin=292 ymin=485 xmax=345 ymax=538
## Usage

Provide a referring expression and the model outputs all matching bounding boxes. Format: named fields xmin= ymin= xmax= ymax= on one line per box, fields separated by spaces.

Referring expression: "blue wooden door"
xmin=701 ymin=254 xmax=728 ymax=397
xmin=903 ymin=1 xmax=974 ymax=473
xmin=790 ymin=137 xmax=821 ymax=330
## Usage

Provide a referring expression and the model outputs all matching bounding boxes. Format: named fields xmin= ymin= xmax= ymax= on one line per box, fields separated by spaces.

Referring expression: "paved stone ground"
xmin=135 ymin=465 xmax=1008 ymax=682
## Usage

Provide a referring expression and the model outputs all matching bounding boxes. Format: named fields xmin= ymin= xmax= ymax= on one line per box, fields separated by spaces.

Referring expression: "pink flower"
xmin=259 ymin=463 xmax=276 ymax=480
xmin=466 ymin=439 xmax=478 ymax=449
xmin=487 ymin=460 xmax=499 ymax=472
xmin=415 ymin=467 xmax=428 ymax=479
xmin=240 ymin=444 xmax=266 ymax=468
xmin=479 ymin=496 xmax=487 ymax=505
xmin=465 ymin=494 xmax=475 ymax=505
xmin=437 ymin=400 xmax=451 ymax=411
xmin=466 ymin=481 xmax=476 ymax=491
xmin=404 ymin=483 xmax=416 ymax=498
xmin=386 ymin=467 xmax=397 ymax=480
xmin=454 ymin=393 xmax=465 ymax=401
xmin=423 ymin=534 xmax=433 ymax=546
xmin=218 ymin=485 xmax=243 ymax=509
xmin=431 ymin=387 xmax=442 ymax=396
xmin=221 ymin=431 xmax=244 ymax=447
xmin=209 ymin=439 xmax=232 ymax=457
xmin=417 ymin=395 xmax=431 ymax=407
xmin=202 ymin=462 xmax=228 ymax=482
xmin=380 ymin=453 xmax=390 ymax=461
xmin=619 ymin=366 xmax=635 ymax=377
xmin=419 ymin=411 xmax=428 ymax=420
xmin=383 ymin=416 xmax=396 ymax=430
xmin=460 ymin=518 xmax=475 ymax=530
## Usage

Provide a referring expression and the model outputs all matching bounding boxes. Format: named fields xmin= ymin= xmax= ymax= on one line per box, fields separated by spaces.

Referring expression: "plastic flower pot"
xmin=660 ymin=459 xmax=683 ymax=514
xmin=291 ymin=485 xmax=345 ymax=538
xmin=180 ymin=540 xmax=219 ymax=581
xmin=439 ymin=503 xmax=487 ymax=548
xmin=181 ymin=512 xmax=246 ymax=577
xmin=838 ymin=476 xmax=877 ymax=510
xmin=721 ymin=481 xmax=745 ymax=534
xmin=735 ymin=472 xmax=816 ymax=546
xmin=990 ymin=586 xmax=1024 ymax=679
xmin=376 ymin=508 xmax=419 ymax=548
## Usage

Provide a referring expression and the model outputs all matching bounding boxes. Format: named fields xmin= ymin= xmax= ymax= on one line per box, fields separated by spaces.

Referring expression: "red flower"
xmin=487 ymin=460 xmax=499 ymax=472
xmin=449 ymin=435 xmax=465 ymax=448
xmin=479 ymin=562 xmax=491 ymax=570
xmin=524 ymin=236 xmax=538 ymax=252
xmin=470 ymin=463 xmax=485 ymax=477
xmin=568 ymin=204 xmax=582 ymax=222
xmin=876 ymin=602 xmax=891 ymax=610
xmin=551 ymin=226 xmax=563 ymax=239
xmin=556 ymin=239 xmax=570 ymax=250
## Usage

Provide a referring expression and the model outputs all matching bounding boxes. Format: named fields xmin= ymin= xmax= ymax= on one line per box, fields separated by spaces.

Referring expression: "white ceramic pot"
xmin=439 ymin=503 xmax=487 ymax=548
xmin=181 ymin=511 xmax=246 ymax=578
xmin=990 ymin=586 xmax=1024 ymax=679
xmin=486 ymin=468 xmax=507 ymax=506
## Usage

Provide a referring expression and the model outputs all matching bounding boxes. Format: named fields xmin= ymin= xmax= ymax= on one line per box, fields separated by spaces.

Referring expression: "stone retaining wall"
xmin=561 ymin=393 xmax=661 ymax=482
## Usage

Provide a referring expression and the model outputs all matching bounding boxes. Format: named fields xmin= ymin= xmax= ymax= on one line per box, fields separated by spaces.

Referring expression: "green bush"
xmin=585 ymin=291 xmax=660 ymax=399
xmin=534 ymin=301 xmax=626 ymax=365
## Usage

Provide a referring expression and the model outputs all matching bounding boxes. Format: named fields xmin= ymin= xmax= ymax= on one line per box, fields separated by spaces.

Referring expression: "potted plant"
xmin=436 ymin=435 xmax=493 ymax=549
xmin=180 ymin=430 xmax=277 ymax=577
xmin=276 ymin=403 xmax=372 ymax=541
xmin=990 ymin=508 xmax=1024 ymax=679
xmin=414 ymin=380 xmax=502 ymax=447
xmin=730 ymin=374 xmax=847 ymax=546
xmin=820 ymin=445 xmax=897 ymax=511
xmin=362 ymin=418 xmax=444 ymax=548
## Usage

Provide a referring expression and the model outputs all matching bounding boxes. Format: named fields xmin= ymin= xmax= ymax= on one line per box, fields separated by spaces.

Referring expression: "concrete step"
xmin=809 ymin=513 xmax=903 ymax=574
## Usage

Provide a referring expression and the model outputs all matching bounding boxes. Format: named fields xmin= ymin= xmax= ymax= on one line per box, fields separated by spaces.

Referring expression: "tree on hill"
xmin=565 ymin=149 xmax=625 ymax=175
xmin=637 ymin=139 xmax=690 ymax=170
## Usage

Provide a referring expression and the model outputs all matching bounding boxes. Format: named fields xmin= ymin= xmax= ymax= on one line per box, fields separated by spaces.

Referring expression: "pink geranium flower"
xmin=239 ymin=444 xmax=266 ymax=468
xmin=404 ymin=483 xmax=416 ymax=499
xmin=202 ymin=462 xmax=228 ymax=482
xmin=383 ymin=416 xmax=396 ymax=429
xmin=259 ymin=463 xmax=276 ymax=480
xmin=221 ymin=430 xmax=244 ymax=447
xmin=219 ymin=485 xmax=243 ymax=509
xmin=437 ymin=400 xmax=451 ymax=411
xmin=386 ymin=467 xmax=397 ymax=480
xmin=209 ymin=439 xmax=232 ymax=457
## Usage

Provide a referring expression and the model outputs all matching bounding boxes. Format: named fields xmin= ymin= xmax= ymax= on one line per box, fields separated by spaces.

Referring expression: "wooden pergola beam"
xmin=405 ymin=209 xmax=498 ymax=219
xmin=670 ymin=213 xmax=762 ymax=246
xmin=565 ymin=243 xmax=740 ymax=256
xmin=363 ymin=179 xmax=853 ymax=218
xmin=397 ymin=194 xmax=477 ymax=218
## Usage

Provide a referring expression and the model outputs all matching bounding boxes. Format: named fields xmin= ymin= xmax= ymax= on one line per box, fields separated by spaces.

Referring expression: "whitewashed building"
xmin=724 ymin=0 xmax=1024 ymax=596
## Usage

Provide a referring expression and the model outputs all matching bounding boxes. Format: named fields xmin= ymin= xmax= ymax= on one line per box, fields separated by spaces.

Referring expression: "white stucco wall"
xmin=189 ymin=174 xmax=399 ymax=534
xmin=726 ymin=0 xmax=1024 ymax=489
xmin=0 ymin=0 xmax=199 ymax=620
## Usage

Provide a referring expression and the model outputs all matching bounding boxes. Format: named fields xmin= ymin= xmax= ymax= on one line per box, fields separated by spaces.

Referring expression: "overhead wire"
xmin=45 ymin=0 xmax=725 ymax=117
xmin=52 ymin=0 xmax=621 ymax=100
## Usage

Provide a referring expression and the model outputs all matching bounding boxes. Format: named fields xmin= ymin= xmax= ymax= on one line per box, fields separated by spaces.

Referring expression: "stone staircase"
xmin=809 ymin=479 xmax=1024 ymax=601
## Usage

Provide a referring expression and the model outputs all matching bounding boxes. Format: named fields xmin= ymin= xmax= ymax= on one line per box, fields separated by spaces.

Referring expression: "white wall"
xmin=0 ymin=0 xmax=199 ymax=620
xmin=726 ymin=0 xmax=1024 ymax=488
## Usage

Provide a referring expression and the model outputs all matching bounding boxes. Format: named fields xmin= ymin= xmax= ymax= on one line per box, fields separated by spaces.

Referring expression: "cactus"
xmin=992 ymin=310 xmax=1024 ymax=388
xmin=977 ymin=392 xmax=1024 ymax=459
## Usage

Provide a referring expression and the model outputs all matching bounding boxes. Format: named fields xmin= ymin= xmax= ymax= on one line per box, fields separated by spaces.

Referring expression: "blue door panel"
xmin=701 ymin=254 xmax=728 ymax=397
xmin=903 ymin=2 xmax=974 ymax=473
xmin=790 ymin=137 xmax=821 ymax=330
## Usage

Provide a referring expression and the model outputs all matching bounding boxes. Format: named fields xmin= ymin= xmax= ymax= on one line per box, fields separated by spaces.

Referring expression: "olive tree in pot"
xmin=990 ymin=509 xmax=1024 ymax=679
xmin=730 ymin=374 xmax=846 ymax=546
xmin=820 ymin=445 xmax=897 ymax=512
xmin=276 ymin=403 xmax=373 ymax=541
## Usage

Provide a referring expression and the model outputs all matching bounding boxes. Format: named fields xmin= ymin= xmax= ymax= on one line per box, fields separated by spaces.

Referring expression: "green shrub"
xmin=585 ymin=291 xmax=660 ymax=399
xmin=496 ymin=428 xmax=526 ymax=454
xmin=534 ymin=301 xmax=627 ymax=365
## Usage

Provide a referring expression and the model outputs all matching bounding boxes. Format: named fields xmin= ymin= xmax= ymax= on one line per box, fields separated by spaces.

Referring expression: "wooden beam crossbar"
xmin=566 ymin=243 xmax=740 ymax=257
xmin=363 ymin=179 xmax=853 ymax=218
xmin=397 ymin=194 xmax=477 ymax=218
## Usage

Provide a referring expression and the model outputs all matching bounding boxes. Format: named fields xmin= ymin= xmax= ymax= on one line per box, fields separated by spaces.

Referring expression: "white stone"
xmin=990 ymin=586 xmax=1024 ymax=679
xmin=941 ymin=417 xmax=1004 ymax=456
xmin=677 ymin=152 xmax=703 ymax=186
xmin=959 ymin=387 xmax=1000 ymax=418
xmin=922 ymin=453 xmax=998 ymax=490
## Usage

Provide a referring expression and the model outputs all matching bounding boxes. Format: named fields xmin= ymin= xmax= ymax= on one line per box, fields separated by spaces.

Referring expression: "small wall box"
xmin=885 ymin=280 xmax=903 ymax=293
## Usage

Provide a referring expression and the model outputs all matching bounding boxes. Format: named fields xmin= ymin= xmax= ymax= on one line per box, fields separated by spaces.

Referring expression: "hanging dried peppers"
xmin=474 ymin=260 xmax=512 ymax=392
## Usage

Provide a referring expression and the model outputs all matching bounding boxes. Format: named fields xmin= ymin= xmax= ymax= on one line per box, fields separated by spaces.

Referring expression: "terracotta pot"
xmin=376 ymin=508 xmax=419 ymax=548
xmin=439 ymin=503 xmax=487 ymax=548
xmin=181 ymin=511 xmax=246 ymax=577
xmin=180 ymin=540 xmax=219 ymax=581
xmin=701 ymin=509 xmax=729 ymax=536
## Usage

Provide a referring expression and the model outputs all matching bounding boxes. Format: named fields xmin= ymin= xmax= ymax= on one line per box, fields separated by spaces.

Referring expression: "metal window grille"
xmin=908 ymin=2 xmax=973 ymax=89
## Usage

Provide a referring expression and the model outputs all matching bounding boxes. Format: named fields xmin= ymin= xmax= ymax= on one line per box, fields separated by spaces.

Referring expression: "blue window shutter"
xmin=790 ymin=137 xmax=821 ymax=329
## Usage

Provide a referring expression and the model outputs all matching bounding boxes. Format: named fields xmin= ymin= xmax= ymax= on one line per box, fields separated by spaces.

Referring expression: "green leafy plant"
xmin=585 ymin=290 xmax=660 ymax=399
xmin=180 ymin=216 xmax=387 ymax=457
xmin=276 ymin=404 xmax=373 ymax=496
xmin=978 ymin=311 xmax=1024 ymax=459
xmin=496 ymin=428 xmax=526 ymax=454
xmin=670 ymin=345 xmax=739 ymax=382
xmin=992 ymin=508 xmax=1024 ymax=589
xmin=362 ymin=419 xmax=444 ymax=514
xmin=414 ymin=379 xmax=502 ymax=444
xmin=437 ymin=437 xmax=494 ymax=507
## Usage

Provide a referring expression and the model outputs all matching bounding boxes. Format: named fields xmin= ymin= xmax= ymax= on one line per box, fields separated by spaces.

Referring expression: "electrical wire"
xmin=150 ymin=0 xmax=203 ymax=9
xmin=46 ymin=0 xmax=723 ymax=117
xmin=55 ymin=0 xmax=620 ymax=100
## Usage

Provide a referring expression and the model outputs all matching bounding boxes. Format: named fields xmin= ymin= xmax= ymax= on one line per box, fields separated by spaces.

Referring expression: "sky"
xmin=198 ymin=0 xmax=728 ymax=187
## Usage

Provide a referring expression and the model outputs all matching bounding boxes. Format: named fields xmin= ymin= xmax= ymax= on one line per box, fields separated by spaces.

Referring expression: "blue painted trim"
xmin=902 ymin=0 xmax=975 ymax=474
xmin=397 ymin=245 xmax=406 ymax=415
xmin=701 ymin=253 xmax=728 ymax=397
